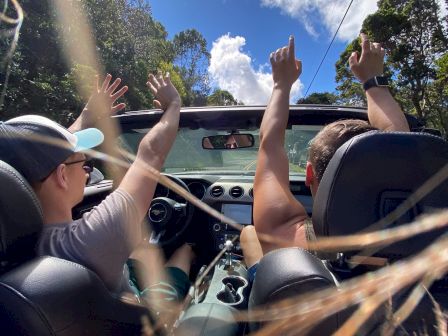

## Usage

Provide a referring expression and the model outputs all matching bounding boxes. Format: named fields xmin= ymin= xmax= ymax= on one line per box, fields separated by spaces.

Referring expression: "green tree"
xmin=335 ymin=0 xmax=448 ymax=133
xmin=207 ymin=89 xmax=238 ymax=106
xmin=296 ymin=92 xmax=339 ymax=105
xmin=0 ymin=0 xmax=179 ymax=123
xmin=173 ymin=29 xmax=210 ymax=106
xmin=0 ymin=0 xmax=80 ymax=123
xmin=425 ymin=53 xmax=448 ymax=136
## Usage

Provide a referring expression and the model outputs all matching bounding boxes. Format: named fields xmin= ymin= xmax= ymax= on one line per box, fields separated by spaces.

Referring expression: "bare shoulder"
xmin=260 ymin=216 xmax=310 ymax=253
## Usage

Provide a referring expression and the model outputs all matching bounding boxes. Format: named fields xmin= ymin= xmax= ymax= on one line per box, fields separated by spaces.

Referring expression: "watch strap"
xmin=363 ymin=76 xmax=388 ymax=91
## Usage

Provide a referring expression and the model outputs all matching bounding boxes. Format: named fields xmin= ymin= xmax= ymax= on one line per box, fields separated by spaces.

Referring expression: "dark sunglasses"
xmin=65 ymin=158 xmax=95 ymax=174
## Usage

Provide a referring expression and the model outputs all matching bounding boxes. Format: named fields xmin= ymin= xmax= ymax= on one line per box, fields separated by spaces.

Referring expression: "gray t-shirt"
xmin=37 ymin=189 xmax=141 ymax=294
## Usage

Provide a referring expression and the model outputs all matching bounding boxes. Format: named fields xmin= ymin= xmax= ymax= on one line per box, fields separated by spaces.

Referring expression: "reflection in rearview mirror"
xmin=202 ymin=134 xmax=255 ymax=150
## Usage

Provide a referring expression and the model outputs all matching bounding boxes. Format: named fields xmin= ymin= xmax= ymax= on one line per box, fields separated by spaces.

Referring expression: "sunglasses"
xmin=65 ymin=158 xmax=95 ymax=174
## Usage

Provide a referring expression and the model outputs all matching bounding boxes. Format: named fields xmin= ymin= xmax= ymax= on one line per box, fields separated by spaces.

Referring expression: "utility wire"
xmin=304 ymin=0 xmax=355 ymax=97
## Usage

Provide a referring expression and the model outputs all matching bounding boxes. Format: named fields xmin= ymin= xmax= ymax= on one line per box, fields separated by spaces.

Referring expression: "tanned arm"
xmin=349 ymin=33 xmax=410 ymax=132
xmin=254 ymin=36 xmax=308 ymax=253
xmin=118 ymin=72 xmax=181 ymax=222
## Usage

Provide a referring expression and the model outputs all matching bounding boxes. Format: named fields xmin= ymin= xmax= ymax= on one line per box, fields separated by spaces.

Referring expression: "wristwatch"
xmin=363 ymin=76 xmax=389 ymax=91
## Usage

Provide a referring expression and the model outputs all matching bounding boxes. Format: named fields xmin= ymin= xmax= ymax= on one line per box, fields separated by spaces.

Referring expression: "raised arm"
xmin=118 ymin=72 xmax=181 ymax=222
xmin=349 ymin=34 xmax=409 ymax=132
xmin=253 ymin=37 xmax=308 ymax=252
xmin=68 ymin=74 xmax=128 ymax=132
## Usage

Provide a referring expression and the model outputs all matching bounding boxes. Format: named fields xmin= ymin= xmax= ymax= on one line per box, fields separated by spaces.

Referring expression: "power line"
xmin=304 ymin=0 xmax=355 ymax=98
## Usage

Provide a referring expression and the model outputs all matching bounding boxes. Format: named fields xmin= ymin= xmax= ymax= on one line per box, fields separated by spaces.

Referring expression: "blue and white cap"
xmin=0 ymin=115 xmax=104 ymax=182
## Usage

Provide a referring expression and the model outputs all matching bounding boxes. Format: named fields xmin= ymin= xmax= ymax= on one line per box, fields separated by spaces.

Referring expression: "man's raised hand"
xmin=270 ymin=36 xmax=302 ymax=89
xmin=146 ymin=72 xmax=181 ymax=111
xmin=69 ymin=74 xmax=128 ymax=132
xmin=349 ymin=33 xmax=385 ymax=83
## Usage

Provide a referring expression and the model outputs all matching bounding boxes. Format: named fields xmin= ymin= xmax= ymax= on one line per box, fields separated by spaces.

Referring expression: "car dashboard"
xmin=74 ymin=173 xmax=312 ymax=259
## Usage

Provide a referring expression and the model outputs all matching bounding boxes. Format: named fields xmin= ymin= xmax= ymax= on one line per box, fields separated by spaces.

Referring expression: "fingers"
xmin=111 ymin=85 xmax=128 ymax=101
xmin=157 ymin=71 xmax=166 ymax=86
xmin=348 ymin=51 xmax=359 ymax=68
xmin=269 ymin=51 xmax=275 ymax=65
xmin=164 ymin=72 xmax=171 ymax=84
xmin=111 ymin=102 xmax=126 ymax=114
xmin=146 ymin=80 xmax=158 ymax=96
xmin=281 ymin=46 xmax=288 ymax=60
xmin=271 ymin=36 xmax=297 ymax=64
xmin=153 ymin=100 xmax=162 ymax=109
xmin=147 ymin=73 xmax=160 ymax=92
xmin=100 ymin=73 xmax=112 ymax=92
xmin=360 ymin=33 xmax=370 ymax=53
xmin=107 ymin=77 xmax=122 ymax=94
xmin=288 ymin=35 xmax=295 ymax=61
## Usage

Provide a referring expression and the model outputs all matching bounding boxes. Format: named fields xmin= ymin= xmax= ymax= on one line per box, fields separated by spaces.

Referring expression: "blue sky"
xmin=150 ymin=0 xmax=379 ymax=104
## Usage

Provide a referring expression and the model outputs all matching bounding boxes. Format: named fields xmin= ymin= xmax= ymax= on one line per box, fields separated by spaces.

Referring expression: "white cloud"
xmin=438 ymin=0 xmax=447 ymax=20
xmin=260 ymin=0 xmax=378 ymax=42
xmin=208 ymin=34 xmax=303 ymax=105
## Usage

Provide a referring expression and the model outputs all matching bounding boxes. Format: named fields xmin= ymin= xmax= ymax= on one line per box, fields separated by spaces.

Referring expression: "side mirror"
xmin=87 ymin=167 xmax=104 ymax=185
xmin=202 ymin=134 xmax=255 ymax=149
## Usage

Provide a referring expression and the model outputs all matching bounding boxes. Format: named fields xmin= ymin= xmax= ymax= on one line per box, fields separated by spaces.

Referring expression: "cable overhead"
xmin=304 ymin=0 xmax=355 ymax=98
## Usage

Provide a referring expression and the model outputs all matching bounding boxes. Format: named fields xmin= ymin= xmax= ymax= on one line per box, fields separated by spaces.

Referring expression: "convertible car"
xmin=1 ymin=105 xmax=448 ymax=335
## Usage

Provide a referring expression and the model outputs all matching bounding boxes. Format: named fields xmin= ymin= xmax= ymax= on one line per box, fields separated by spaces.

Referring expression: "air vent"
xmin=210 ymin=185 xmax=224 ymax=198
xmin=229 ymin=186 xmax=244 ymax=198
xmin=248 ymin=188 xmax=254 ymax=198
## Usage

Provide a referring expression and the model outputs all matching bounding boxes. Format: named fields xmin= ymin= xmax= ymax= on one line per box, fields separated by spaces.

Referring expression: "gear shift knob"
xmin=225 ymin=240 xmax=233 ymax=267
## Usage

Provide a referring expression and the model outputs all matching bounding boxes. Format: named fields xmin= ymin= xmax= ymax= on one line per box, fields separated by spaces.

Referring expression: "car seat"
xmin=313 ymin=131 xmax=448 ymax=259
xmin=249 ymin=131 xmax=448 ymax=335
xmin=312 ymin=131 xmax=448 ymax=334
xmin=0 ymin=160 xmax=150 ymax=335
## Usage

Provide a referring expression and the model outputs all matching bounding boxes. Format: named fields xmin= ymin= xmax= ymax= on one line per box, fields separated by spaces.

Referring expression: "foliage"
xmin=335 ymin=0 xmax=448 ymax=135
xmin=207 ymin=89 xmax=238 ymax=106
xmin=173 ymin=29 xmax=211 ymax=106
xmin=296 ymin=92 xmax=339 ymax=105
xmin=0 ymin=0 xmax=213 ymax=125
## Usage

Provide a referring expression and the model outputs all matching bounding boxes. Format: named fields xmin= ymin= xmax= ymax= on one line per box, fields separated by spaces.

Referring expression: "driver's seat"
xmin=0 ymin=160 xmax=149 ymax=335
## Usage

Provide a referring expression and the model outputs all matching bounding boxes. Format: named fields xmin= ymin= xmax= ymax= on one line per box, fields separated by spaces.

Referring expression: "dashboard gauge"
xmin=187 ymin=181 xmax=207 ymax=200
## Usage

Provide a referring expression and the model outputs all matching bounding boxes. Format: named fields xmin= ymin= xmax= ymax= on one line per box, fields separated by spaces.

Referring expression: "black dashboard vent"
xmin=248 ymin=188 xmax=254 ymax=198
xmin=229 ymin=186 xmax=244 ymax=198
xmin=210 ymin=185 xmax=224 ymax=198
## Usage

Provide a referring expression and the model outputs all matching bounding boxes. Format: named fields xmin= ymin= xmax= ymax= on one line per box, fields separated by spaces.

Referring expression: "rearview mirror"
xmin=202 ymin=134 xmax=255 ymax=149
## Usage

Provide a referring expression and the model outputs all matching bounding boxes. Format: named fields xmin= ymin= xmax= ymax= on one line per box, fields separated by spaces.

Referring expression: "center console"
xmin=176 ymin=246 xmax=250 ymax=335
xmin=211 ymin=203 xmax=252 ymax=252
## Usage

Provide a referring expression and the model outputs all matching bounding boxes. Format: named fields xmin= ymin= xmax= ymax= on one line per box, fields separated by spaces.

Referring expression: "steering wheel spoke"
xmin=147 ymin=174 xmax=194 ymax=247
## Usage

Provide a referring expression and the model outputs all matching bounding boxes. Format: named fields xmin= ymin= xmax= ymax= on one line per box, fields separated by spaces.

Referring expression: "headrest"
xmin=249 ymin=248 xmax=338 ymax=334
xmin=313 ymin=131 xmax=448 ymax=258
xmin=0 ymin=161 xmax=43 ymax=272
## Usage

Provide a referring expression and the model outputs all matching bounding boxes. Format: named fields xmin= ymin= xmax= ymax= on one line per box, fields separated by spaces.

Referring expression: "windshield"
xmin=120 ymin=125 xmax=322 ymax=175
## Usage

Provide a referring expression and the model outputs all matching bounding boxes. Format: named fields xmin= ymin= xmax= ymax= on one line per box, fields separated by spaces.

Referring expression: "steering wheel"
xmin=147 ymin=174 xmax=194 ymax=247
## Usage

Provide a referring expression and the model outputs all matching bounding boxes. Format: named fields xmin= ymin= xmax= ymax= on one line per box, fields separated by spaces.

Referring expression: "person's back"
xmin=253 ymin=34 xmax=410 ymax=253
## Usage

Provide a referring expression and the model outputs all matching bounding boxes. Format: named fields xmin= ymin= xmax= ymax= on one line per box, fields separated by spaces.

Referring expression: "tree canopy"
xmin=335 ymin=0 xmax=448 ymax=136
xmin=0 ymin=0 xmax=212 ymax=126
xmin=296 ymin=92 xmax=339 ymax=105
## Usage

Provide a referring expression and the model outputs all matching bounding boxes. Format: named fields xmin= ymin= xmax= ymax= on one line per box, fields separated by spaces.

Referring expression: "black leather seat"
xmin=313 ymin=131 xmax=448 ymax=258
xmin=249 ymin=248 xmax=341 ymax=334
xmin=249 ymin=132 xmax=448 ymax=335
xmin=0 ymin=160 xmax=149 ymax=335
xmin=312 ymin=131 xmax=448 ymax=334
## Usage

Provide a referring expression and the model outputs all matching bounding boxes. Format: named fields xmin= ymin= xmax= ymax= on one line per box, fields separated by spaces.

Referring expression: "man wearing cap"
xmin=0 ymin=73 xmax=193 ymax=298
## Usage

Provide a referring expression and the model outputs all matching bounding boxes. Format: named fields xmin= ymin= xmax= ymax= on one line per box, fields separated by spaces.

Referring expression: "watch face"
xmin=376 ymin=77 xmax=389 ymax=86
